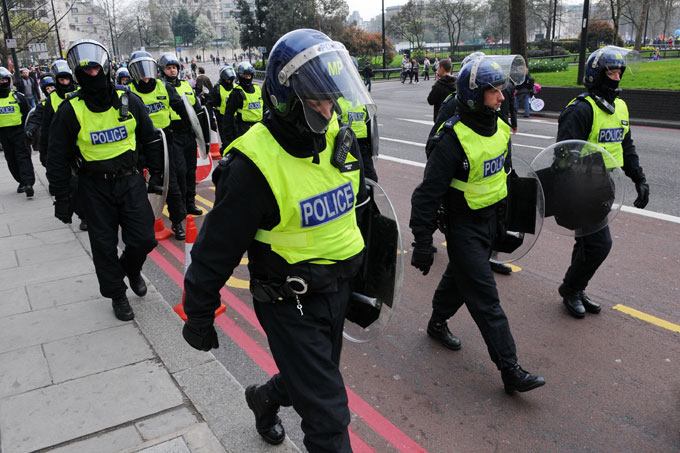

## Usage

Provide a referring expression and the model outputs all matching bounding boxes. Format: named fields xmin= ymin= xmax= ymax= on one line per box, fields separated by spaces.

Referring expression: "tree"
xmin=221 ymin=16 xmax=240 ymax=50
xmin=194 ymin=14 xmax=216 ymax=60
xmin=485 ymin=0 xmax=510 ymax=49
xmin=580 ymin=20 xmax=624 ymax=51
xmin=631 ymin=0 xmax=651 ymax=49
xmin=315 ymin=0 xmax=349 ymax=39
xmin=387 ymin=0 xmax=426 ymax=51
xmin=509 ymin=0 xmax=528 ymax=61
xmin=428 ymin=0 xmax=475 ymax=56
xmin=339 ymin=25 xmax=391 ymax=59
xmin=172 ymin=8 xmax=197 ymax=45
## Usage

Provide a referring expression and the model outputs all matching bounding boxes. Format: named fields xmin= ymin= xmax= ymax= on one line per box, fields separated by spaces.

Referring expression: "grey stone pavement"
xmin=0 ymin=153 xmax=300 ymax=453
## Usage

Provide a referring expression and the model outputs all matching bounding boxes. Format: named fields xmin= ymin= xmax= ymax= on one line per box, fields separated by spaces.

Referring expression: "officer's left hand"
xmin=182 ymin=320 xmax=219 ymax=351
xmin=634 ymin=180 xmax=649 ymax=209
xmin=411 ymin=241 xmax=435 ymax=276
xmin=147 ymin=173 xmax=163 ymax=195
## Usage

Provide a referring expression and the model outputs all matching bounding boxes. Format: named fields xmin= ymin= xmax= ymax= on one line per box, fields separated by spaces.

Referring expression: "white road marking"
xmin=396 ymin=118 xmax=433 ymax=126
xmin=381 ymin=137 xmax=426 ymax=147
xmin=515 ymin=132 xmax=554 ymax=139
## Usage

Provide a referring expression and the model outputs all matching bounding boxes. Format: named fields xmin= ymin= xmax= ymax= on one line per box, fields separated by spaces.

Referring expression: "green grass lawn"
xmin=534 ymin=58 xmax=680 ymax=90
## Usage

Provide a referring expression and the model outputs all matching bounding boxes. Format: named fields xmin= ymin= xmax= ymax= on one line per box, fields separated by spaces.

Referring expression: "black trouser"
xmin=0 ymin=126 xmax=35 ymax=186
xmin=163 ymin=129 xmax=187 ymax=224
xmin=78 ymin=173 xmax=157 ymax=299
xmin=235 ymin=119 xmax=255 ymax=140
xmin=172 ymin=131 xmax=197 ymax=204
xmin=254 ymin=281 xmax=352 ymax=453
xmin=563 ymin=225 xmax=612 ymax=292
xmin=431 ymin=216 xmax=518 ymax=370
xmin=358 ymin=138 xmax=377 ymax=182
xmin=214 ymin=112 xmax=228 ymax=153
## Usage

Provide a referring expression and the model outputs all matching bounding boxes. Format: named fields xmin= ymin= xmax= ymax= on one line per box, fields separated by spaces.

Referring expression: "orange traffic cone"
xmin=209 ymin=128 xmax=222 ymax=159
xmin=154 ymin=217 xmax=173 ymax=241
xmin=173 ymin=215 xmax=227 ymax=321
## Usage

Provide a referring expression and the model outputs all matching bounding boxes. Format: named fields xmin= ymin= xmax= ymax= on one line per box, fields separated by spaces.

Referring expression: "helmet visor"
xmin=67 ymin=41 xmax=109 ymax=75
xmin=288 ymin=44 xmax=375 ymax=133
xmin=220 ymin=66 xmax=236 ymax=81
xmin=129 ymin=57 xmax=158 ymax=81
xmin=50 ymin=60 xmax=72 ymax=79
xmin=594 ymin=46 xmax=641 ymax=76
xmin=470 ymin=55 xmax=526 ymax=91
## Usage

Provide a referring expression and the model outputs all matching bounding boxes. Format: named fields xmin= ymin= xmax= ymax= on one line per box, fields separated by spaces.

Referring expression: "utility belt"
xmin=249 ymin=252 xmax=363 ymax=304
xmin=83 ymin=167 xmax=139 ymax=180
xmin=170 ymin=119 xmax=191 ymax=134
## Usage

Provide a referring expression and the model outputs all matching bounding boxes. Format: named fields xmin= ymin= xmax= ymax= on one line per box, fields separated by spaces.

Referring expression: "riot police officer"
xmin=337 ymin=96 xmax=378 ymax=182
xmin=46 ymin=39 xmax=163 ymax=321
xmin=0 ymin=66 xmax=35 ymax=197
xmin=206 ymin=65 xmax=236 ymax=152
xmin=181 ymin=29 xmax=374 ymax=452
xmin=128 ymin=51 xmax=189 ymax=240
xmin=556 ymin=46 xmax=649 ymax=318
xmin=410 ymin=57 xmax=545 ymax=394
xmin=221 ymin=61 xmax=262 ymax=146
xmin=159 ymin=52 xmax=209 ymax=216
xmin=24 ymin=76 xmax=55 ymax=158
xmin=115 ymin=67 xmax=131 ymax=85
xmin=40 ymin=60 xmax=78 ymax=167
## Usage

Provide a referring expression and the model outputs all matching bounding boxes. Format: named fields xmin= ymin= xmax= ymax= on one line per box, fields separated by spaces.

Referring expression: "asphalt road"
xmin=145 ymin=72 xmax=680 ymax=452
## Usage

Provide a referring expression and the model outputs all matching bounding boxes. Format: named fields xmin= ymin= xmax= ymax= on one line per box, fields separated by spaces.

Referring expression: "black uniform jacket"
xmin=557 ymin=95 xmax=645 ymax=183
xmin=411 ymin=111 xmax=512 ymax=243
xmin=46 ymin=86 xmax=163 ymax=198
xmin=183 ymin=112 xmax=367 ymax=327
xmin=0 ymin=90 xmax=30 ymax=132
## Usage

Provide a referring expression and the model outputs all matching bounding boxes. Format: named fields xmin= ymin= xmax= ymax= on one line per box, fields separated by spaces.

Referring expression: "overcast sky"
xmin=345 ymin=0 xmax=404 ymax=22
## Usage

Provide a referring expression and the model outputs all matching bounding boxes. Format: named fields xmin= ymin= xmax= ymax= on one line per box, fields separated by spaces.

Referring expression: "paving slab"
xmin=0 ymin=298 xmax=126 ymax=354
xmin=0 ymin=254 xmax=94 ymax=291
xmin=0 ymin=286 xmax=30 ymax=317
xmin=137 ymin=436 xmax=191 ymax=453
xmin=26 ymin=272 xmax=101 ymax=310
xmin=31 ymin=226 xmax=80 ymax=245
xmin=47 ymin=426 xmax=143 ymax=453
xmin=135 ymin=406 xmax=200 ymax=442
xmin=0 ymin=249 xmax=17 ymax=270
xmin=0 ymin=345 xmax=51 ymax=399
xmin=0 ymin=360 xmax=184 ymax=453
xmin=43 ymin=324 xmax=155 ymax=383
xmin=16 ymin=239 xmax=88 ymax=266
xmin=0 ymin=222 xmax=9 ymax=237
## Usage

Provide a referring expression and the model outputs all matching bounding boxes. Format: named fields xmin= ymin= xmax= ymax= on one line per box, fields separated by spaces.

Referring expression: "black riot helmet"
xmin=129 ymin=51 xmax=158 ymax=81
xmin=50 ymin=59 xmax=73 ymax=81
xmin=236 ymin=61 xmax=254 ymax=86
xmin=66 ymin=39 xmax=110 ymax=83
xmin=0 ymin=66 xmax=12 ymax=92
xmin=158 ymin=53 xmax=181 ymax=78
xmin=219 ymin=65 xmax=236 ymax=84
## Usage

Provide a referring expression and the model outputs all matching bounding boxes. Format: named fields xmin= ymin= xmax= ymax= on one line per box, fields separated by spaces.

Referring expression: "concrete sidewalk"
xmin=0 ymin=154 xmax=299 ymax=453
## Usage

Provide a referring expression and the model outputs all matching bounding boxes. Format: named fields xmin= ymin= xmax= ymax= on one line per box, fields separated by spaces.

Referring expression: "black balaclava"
xmin=456 ymin=87 xmax=499 ymax=137
xmin=77 ymin=68 xmax=114 ymax=110
xmin=264 ymin=96 xmax=327 ymax=162
xmin=133 ymin=78 xmax=157 ymax=94
xmin=55 ymin=78 xmax=76 ymax=98
xmin=220 ymin=79 xmax=234 ymax=91
xmin=0 ymin=78 xmax=11 ymax=97
xmin=594 ymin=72 xmax=621 ymax=104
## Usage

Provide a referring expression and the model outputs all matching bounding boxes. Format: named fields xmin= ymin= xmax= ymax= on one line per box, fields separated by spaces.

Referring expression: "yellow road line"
xmin=194 ymin=193 xmax=214 ymax=209
xmin=612 ymin=304 xmax=680 ymax=333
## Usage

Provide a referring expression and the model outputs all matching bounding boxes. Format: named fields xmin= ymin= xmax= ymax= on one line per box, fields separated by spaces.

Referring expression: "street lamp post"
xmin=1 ymin=0 xmax=19 ymax=77
xmin=50 ymin=0 xmax=63 ymax=57
xmin=576 ymin=0 xmax=590 ymax=85
xmin=382 ymin=0 xmax=386 ymax=71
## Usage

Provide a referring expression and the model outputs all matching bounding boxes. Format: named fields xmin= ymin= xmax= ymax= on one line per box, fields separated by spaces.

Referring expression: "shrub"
xmin=557 ymin=39 xmax=579 ymax=53
xmin=528 ymin=59 xmax=568 ymax=73
xmin=528 ymin=46 xmax=568 ymax=58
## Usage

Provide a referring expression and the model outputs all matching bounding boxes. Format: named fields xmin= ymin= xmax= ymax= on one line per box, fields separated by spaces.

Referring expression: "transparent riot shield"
xmin=344 ymin=179 xmax=403 ymax=343
xmin=147 ymin=128 xmax=170 ymax=219
xmin=182 ymin=94 xmax=207 ymax=159
xmin=531 ymin=140 xmax=626 ymax=237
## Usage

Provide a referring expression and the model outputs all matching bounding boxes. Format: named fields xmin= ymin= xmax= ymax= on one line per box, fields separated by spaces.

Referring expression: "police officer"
xmin=24 ymin=76 xmax=55 ymax=158
xmin=40 ymin=60 xmax=78 ymax=168
xmin=159 ymin=53 xmax=209 ymax=217
xmin=128 ymin=51 xmax=189 ymax=240
xmin=46 ymin=39 xmax=163 ymax=321
xmin=0 ymin=66 xmax=35 ymax=197
xmin=556 ymin=46 xmax=649 ymax=318
xmin=181 ymin=29 xmax=374 ymax=451
xmin=221 ymin=61 xmax=262 ymax=146
xmin=115 ymin=67 xmax=131 ymax=85
xmin=207 ymin=65 xmax=236 ymax=153
xmin=410 ymin=57 xmax=545 ymax=394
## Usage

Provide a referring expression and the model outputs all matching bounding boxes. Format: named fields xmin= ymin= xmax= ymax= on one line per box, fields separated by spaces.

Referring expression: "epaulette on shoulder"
xmin=66 ymin=90 xmax=81 ymax=100
xmin=441 ymin=115 xmax=461 ymax=131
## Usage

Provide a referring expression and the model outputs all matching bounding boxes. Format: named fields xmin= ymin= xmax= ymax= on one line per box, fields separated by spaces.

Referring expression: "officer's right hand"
xmin=634 ymin=180 xmax=650 ymax=209
xmin=147 ymin=173 xmax=163 ymax=195
xmin=53 ymin=197 xmax=73 ymax=224
xmin=411 ymin=241 xmax=435 ymax=276
xmin=182 ymin=320 xmax=219 ymax=351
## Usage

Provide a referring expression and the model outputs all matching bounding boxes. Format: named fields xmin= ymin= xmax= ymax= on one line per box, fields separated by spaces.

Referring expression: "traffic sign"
xmin=175 ymin=36 xmax=183 ymax=44
xmin=28 ymin=43 xmax=48 ymax=53
xmin=177 ymin=47 xmax=182 ymax=53
xmin=258 ymin=46 xmax=266 ymax=53
xmin=5 ymin=39 xmax=17 ymax=49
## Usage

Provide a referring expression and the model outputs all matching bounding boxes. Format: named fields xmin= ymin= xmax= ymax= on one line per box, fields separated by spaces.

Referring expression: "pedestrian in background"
xmin=16 ymin=68 xmax=38 ymax=108
xmin=515 ymin=70 xmax=534 ymax=118
xmin=195 ymin=67 xmax=213 ymax=100
xmin=362 ymin=60 xmax=373 ymax=92
xmin=412 ymin=58 xmax=420 ymax=84
xmin=423 ymin=57 xmax=431 ymax=80
xmin=427 ymin=58 xmax=455 ymax=121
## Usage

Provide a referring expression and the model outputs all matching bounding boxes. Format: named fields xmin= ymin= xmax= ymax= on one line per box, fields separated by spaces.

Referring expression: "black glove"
xmin=634 ymin=180 xmax=649 ymax=209
xmin=54 ymin=197 xmax=73 ymax=224
xmin=182 ymin=320 xmax=219 ymax=351
xmin=147 ymin=173 xmax=163 ymax=195
xmin=411 ymin=241 xmax=435 ymax=276
xmin=25 ymin=129 xmax=33 ymax=140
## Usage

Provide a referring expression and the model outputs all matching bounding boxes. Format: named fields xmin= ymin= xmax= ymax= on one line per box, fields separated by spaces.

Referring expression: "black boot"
xmin=559 ymin=284 xmax=585 ymax=318
xmin=579 ymin=291 xmax=601 ymax=314
xmin=501 ymin=364 xmax=545 ymax=394
xmin=17 ymin=184 xmax=25 ymax=193
xmin=490 ymin=262 xmax=513 ymax=275
xmin=24 ymin=184 xmax=34 ymax=198
xmin=171 ymin=222 xmax=186 ymax=240
xmin=112 ymin=295 xmax=134 ymax=321
xmin=426 ymin=319 xmax=461 ymax=350
xmin=127 ymin=272 xmax=147 ymax=297
xmin=245 ymin=384 xmax=285 ymax=445
xmin=186 ymin=202 xmax=203 ymax=216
